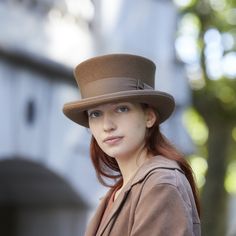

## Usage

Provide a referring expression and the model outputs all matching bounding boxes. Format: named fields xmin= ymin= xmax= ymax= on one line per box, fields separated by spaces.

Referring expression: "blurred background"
xmin=0 ymin=0 xmax=235 ymax=235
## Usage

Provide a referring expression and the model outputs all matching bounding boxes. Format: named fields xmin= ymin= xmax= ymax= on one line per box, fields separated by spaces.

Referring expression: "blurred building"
xmin=0 ymin=0 xmax=193 ymax=235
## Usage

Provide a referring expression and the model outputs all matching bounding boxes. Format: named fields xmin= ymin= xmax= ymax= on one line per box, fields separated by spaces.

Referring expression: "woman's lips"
xmin=103 ymin=136 xmax=123 ymax=145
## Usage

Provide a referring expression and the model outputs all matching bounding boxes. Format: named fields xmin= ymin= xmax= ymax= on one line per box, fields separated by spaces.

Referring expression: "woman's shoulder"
xmin=130 ymin=156 xmax=200 ymax=225
xmin=130 ymin=156 xmax=192 ymax=198
xmin=135 ymin=156 xmax=194 ymax=207
xmin=133 ymin=155 xmax=185 ymax=186
xmin=146 ymin=156 xmax=190 ymax=187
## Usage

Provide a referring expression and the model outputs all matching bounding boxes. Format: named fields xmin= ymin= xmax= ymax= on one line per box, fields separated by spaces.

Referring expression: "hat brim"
xmin=63 ymin=90 xmax=175 ymax=128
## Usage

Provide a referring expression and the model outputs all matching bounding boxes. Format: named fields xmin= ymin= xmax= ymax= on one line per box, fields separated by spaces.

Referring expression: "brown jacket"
xmin=85 ymin=156 xmax=201 ymax=236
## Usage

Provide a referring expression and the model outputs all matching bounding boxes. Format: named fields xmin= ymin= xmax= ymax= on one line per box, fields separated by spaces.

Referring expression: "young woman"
xmin=63 ymin=54 xmax=201 ymax=236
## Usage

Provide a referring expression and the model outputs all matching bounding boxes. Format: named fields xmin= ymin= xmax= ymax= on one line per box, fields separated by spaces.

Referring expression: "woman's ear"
xmin=145 ymin=108 xmax=157 ymax=128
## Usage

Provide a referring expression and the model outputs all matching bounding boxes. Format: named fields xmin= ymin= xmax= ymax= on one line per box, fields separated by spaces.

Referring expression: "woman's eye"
xmin=116 ymin=106 xmax=129 ymax=113
xmin=88 ymin=110 xmax=102 ymax=118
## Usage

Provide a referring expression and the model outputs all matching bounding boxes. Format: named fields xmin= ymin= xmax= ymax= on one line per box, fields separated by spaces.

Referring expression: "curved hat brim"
xmin=63 ymin=90 xmax=175 ymax=128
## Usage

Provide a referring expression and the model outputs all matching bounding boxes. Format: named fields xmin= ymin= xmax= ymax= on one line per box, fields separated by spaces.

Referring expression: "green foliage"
xmin=192 ymin=79 xmax=236 ymax=123
xmin=176 ymin=1 xmax=236 ymax=234
xmin=183 ymin=107 xmax=208 ymax=145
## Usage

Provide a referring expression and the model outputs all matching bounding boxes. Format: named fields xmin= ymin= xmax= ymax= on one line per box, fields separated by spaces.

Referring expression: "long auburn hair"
xmin=89 ymin=104 xmax=200 ymax=217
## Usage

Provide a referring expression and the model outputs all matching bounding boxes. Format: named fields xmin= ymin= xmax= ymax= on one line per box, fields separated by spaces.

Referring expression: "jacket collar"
xmin=128 ymin=155 xmax=183 ymax=190
xmin=88 ymin=155 xmax=183 ymax=236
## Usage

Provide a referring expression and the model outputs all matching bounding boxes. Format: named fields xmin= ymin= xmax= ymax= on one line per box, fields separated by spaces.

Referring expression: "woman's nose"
xmin=103 ymin=113 xmax=116 ymax=132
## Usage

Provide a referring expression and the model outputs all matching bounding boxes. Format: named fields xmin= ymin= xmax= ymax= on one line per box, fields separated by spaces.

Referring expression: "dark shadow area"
xmin=0 ymin=157 xmax=88 ymax=236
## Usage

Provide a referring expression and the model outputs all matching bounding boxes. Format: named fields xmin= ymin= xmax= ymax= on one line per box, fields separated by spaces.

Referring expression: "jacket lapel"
xmin=96 ymin=186 xmax=130 ymax=236
xmin=93 ymin=155 xmax=183 ymax=236
xmin=85 ymin=194 xmax=109 ymax=236
xmin=130 ymin=155 xmax=184 ymax=185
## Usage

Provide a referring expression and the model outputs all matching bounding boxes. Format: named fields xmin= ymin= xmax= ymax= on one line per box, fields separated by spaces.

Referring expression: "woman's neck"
xmin=115 ymin=148 xmax=150 ymax=186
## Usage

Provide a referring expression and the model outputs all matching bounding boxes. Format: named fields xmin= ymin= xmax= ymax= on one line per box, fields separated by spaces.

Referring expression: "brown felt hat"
xmin=63 ymin=54 xmax=175 ymax=127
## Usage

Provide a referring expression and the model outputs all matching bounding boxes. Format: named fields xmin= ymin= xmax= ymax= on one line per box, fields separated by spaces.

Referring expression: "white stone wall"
xmin=0 ymin=1 xmax=103 ymax=235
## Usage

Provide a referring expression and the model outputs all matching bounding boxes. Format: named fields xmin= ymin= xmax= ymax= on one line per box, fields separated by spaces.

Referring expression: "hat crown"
xmin=74 ymin=54 xmax=156 ymax=98
xmin=63 ymin=53 xmax=175 ymax=127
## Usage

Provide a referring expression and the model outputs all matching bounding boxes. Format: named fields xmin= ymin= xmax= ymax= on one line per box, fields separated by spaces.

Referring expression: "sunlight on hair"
xmin=189 ymin=155 xmax=208 ymax=188
xmin=225 ymin=161 xmax=236 ymax=194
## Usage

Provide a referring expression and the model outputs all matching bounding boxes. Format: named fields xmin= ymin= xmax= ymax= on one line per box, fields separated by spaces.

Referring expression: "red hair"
xmin=89 ymin=106 xmax=200 ymax=216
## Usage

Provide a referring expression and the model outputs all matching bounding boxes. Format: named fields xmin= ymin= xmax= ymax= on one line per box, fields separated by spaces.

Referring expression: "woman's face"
xmin=88 ymin=102 xmax=156 ymax=160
